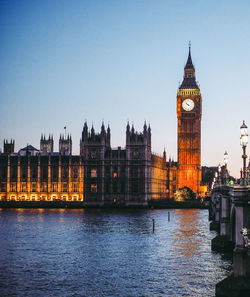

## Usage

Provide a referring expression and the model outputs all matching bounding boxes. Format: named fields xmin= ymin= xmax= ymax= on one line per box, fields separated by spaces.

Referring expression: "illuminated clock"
xmin=182 ymin=99 xmax=194 ymax=111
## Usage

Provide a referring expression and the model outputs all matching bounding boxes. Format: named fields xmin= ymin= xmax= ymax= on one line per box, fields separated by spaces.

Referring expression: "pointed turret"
xmin=107 ymin=124 xmax=111 ymax=145
xmin=180 ymin=43 xmax=199 ymax=89
xmin=83 ymin=122 xmax=88 ymax=141
xmin=147 ymin=124 xmax=151 ymax=146
xmin=126 ymin=122 xmax=130 ymax=145
xmin=148 ymin=123 xmax=151 ymax=133
xmin=91 ymin=125 xmax=95 ymax=137
xmin=131 ymin=124 xmax=135 ymax=135
xmin=126 ymin=122 xmax=130 ymax=132
xmin=143 ymin=121 xmax=147 ymax=135
xmin=101 ymin=122 xmax=106 ymax=137
xmin=184 ymin=44 xmax=194 ymax=70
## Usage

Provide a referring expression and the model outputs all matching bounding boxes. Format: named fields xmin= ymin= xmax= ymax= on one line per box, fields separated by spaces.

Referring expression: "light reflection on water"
xmin=0 ymin=208 xmax=231 ymax=297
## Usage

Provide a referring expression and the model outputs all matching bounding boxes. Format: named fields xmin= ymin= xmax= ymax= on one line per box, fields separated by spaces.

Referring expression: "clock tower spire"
xmin=177 ymin=46 xmax=202 ymax=196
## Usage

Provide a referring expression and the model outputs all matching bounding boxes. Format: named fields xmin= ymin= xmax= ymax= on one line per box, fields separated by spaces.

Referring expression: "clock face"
xmin=182 ymin=99 xmax=194 ymax=111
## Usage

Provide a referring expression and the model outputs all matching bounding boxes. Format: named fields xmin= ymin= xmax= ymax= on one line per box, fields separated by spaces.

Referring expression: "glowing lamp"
xmin=224 ymin=151 xmax=228 ymax=166
xmin=241 ymin=136 xmax=248 ymax=147
xmin=240 ymin=121 xmax=248 ymax=184
xmin=240 ymin=121 xmax=248 ymax=147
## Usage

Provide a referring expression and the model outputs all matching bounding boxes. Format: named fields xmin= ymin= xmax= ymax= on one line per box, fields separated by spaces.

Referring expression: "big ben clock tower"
xmin=177 ymin=45 xmax=202 ymax=196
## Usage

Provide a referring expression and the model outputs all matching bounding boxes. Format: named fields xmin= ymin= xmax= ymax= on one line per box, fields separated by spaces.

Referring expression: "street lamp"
xmin=224 ymin=151 xmax=229 ymax=168
xmin=223 ymin=151 xmax=229 ymax=185
xmin=218 ymin=164 xmax=222 ymax=185
xmin=240 ymin=121 xmax=248 ymax=184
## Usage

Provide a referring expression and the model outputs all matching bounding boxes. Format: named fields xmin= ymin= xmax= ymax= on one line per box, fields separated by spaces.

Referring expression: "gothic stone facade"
xmin=0 ymin=123 xmax=177 ymax=205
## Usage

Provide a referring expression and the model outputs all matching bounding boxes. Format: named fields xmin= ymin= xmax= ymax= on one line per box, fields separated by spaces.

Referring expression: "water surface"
xmin=0 ymin=208 xmax=231 ymax=297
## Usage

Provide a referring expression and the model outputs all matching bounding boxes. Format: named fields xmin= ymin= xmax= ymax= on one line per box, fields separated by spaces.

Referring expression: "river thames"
xmin=0 ymin=208 xmax=231 ymax=297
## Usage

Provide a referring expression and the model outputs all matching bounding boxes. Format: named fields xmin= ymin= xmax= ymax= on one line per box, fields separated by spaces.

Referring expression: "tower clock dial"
xmin=182 ymin=99 xmax=194 ymax=111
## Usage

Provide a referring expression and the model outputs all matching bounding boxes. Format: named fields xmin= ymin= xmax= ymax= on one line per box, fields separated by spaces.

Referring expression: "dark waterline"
xmin=0 ymin=209 xmax=231 ymax=297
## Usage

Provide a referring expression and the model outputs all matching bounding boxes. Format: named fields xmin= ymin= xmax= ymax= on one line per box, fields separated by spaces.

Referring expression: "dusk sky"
xmin=0 ymin=0 xmax=250 ymax=178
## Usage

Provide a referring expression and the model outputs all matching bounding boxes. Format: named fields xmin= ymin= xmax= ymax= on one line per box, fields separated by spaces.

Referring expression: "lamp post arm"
xmin=243 ymin=146 xmax=247 ymax=180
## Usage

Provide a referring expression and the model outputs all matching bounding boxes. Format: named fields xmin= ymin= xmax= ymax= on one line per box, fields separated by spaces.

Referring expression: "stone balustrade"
xmin=209 ymin=184 xmax=250 ymax=296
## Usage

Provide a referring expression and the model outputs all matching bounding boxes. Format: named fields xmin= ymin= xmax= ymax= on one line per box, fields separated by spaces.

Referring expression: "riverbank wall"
xmin=0 ymin=199 xmax=209 ymax=209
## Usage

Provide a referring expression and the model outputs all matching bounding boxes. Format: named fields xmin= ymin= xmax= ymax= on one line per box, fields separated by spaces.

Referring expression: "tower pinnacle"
xmin=180 ymin=44 xmax=199 ymax=89
xmin=184 ymin=42 xmax=194 ymax=70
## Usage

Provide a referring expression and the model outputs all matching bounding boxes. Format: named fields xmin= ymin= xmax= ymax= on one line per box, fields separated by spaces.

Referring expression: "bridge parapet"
xmin=210 ymin=185 xmax=231 ymax=232
xmin=214 ymin=185 xmax=250 ymax=296
xmin=230 ymin=186 xmax=250 ymax=278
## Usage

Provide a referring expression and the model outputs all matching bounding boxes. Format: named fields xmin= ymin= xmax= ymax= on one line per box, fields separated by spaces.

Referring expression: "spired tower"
xmin=177 ymin=45 xmax=202 ymax=196
xmin=59 ymin=134 xmax=72 ymax=155
xmin=3 ymin=139 xmax=15 ymax=154
xmin=40 ymin=134 xmax=54 ymax=153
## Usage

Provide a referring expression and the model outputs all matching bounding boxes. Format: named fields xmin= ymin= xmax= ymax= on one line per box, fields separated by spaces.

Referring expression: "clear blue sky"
xmin=0 ymin=0 xmax=250 ymax=178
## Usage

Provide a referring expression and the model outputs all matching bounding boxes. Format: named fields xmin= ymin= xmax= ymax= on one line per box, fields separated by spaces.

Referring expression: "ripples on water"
xmin=0 ymin=208 xmax=232 ymax=297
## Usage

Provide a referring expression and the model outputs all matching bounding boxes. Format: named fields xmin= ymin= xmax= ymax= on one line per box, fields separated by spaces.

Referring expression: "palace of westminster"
xmin=0 ymin=48 xmax=208 ymax=205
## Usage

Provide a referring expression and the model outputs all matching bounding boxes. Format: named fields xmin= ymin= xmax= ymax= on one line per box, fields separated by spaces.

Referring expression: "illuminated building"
xmin=177 ymin=46 xmax=207 ymax=196
xmin=0 ymin=124 xmax=177 ymax=205
xmin=0 ymin=47 xmax=209 ymax=204
xmin=0 ymin=138 xmax=83 ymax=202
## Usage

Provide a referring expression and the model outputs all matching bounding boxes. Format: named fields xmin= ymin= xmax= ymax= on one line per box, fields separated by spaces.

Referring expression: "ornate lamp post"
xmin=248 ymin=160 xmax=250 ymax=184
xmin=223 ymin=151 xmax=229 ymax=185
xmin=211 ymin=176 xmax=216 ymax=190
xmin=224 ymin=151 xmax=228 ymax=168
xmin=214 ymin=172 xmax=218 ymax=186
xmin=240 ymin=121 xmax=248 ymax=185
xmin=218 ymin=164 xmax=222 ymax=185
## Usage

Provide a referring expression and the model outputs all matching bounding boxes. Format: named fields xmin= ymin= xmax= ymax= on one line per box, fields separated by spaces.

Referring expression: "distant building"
xmin=0 ymin=46 xmax=210 ymax=204
xmin=19 ymin=145 xmax=40 ymax=156
xmin=0 ymin=123 xmax=177 ymax=205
